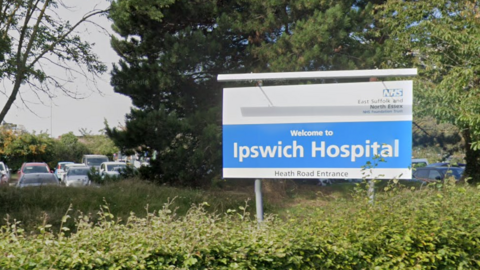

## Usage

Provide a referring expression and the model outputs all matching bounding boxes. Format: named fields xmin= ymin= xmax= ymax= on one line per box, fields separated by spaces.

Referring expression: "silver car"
xmin=62 ymin=163 xmax=88 ymax=182
xmin=64 ymin=166 xmax=91 ymax=187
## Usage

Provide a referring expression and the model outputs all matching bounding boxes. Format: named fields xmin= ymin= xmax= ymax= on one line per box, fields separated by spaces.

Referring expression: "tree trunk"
xmin=462 ymin=128 xmax=480 ymax=183
xmin=0 ymin=74 xmax=23 ymax=124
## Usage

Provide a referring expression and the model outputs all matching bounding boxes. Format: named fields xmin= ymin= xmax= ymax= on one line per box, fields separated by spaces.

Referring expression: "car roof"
xmin=416 ymin=167 xmax=463 ymax=171
xmin=23 ymin=162 xmax=48 ymax=166
xmin=427 ymin=162 xmax=466 ymax=167
xmin=84 ymin=155 xmax=108 ymax=157
xmin=57 ymin=161 xmax=74 ymax=164
xmin=68 ymin=166 xmax=90 ymax=169
xmin=65 ymin=163 xmax=87 ymax=167
xmin=102 ymin=162 xmax=126 ymax=165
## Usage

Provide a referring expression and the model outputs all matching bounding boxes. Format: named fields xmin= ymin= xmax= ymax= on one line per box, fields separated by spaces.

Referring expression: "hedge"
xmin=2 ymin=182 xmax=480 ymax=269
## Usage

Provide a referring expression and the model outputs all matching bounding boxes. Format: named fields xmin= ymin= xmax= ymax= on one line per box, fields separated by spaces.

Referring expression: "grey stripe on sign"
xmin=240 ymin=105 xmax=411 ymax=117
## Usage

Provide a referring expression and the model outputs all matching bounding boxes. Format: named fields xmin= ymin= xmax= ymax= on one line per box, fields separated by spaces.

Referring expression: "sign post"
xmin=219 ymin=69 xmax=417 ymax=221
xmin=255 ymin=179 xmax=263 ymax=223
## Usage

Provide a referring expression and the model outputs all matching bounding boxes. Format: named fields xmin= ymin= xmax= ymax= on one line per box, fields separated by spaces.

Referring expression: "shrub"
xmin=2 ymin=183 xmax=480 ymax=268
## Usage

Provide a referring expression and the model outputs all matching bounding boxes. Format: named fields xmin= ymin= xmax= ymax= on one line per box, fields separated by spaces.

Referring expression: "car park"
xmin=18 ymin=162 xmax=51 ymax=179
xmin=16 ymin=173 xmax=60 ymax=188
xmin=63 ymin=166 xmax=91 ymax=187
xmin=0 ymin=161 xmax=11 ymax=182
xmin=54 ymin=161 xmax=74 ymax=181
xmin=413 ymin=167 xmax=464 ymax=182
xmin=99 ymin=162 xmax=127 ymax=179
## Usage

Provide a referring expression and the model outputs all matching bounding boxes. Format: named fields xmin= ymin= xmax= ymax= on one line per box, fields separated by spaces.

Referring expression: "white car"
xmin=64 ymin=166 xmax=91 ymax=187
xmin=99 ymin=162 xmax=127 ymax=179
xmin=82 ymin=154 xmax=109 ymax=171
xmin=0 ymin=162 xmax=10 ymax=183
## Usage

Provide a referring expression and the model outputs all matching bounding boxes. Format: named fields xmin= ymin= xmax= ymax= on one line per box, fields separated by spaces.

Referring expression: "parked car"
xmin=0 ymin=161 xmax=11 ymax=182
xmin=99 ymin=162 xmax=127 ymax=179
xmin=18 ymin=162 xmax=51 ymax=179
xmin=64 ymin=166 xmax=91 ymax=187
xmin=413 ymin=167 xmax=464 ymax=182
xmin=82 ymin=155 xmax=109 ymax=171
xmin=62 ymin=163 xmax=89 ymax=182
xmin=16 ymin=173 xmax=60 ymax=188
xmin=426 ymin=162 xmax=466 ymax=168
xmin=1 ymin=173 xmax=7 ymax=185
xmin=54 ymin=161 xmax=74 ymax=181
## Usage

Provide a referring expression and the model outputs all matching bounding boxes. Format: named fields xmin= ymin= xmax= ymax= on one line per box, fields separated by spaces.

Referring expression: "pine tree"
xmin=107 ymin=0 xmax=386 ymax=186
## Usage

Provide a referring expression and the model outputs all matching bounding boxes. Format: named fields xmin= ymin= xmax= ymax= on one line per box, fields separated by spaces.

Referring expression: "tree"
xmin=0 ymin=0 xmax=108 ymax=124
xmin=0 ymin=128 xmax=54 ymax=170
xmin=80 ymin=133 xmax=119 ymax=159
xmin=377 ymin=0 xmax=480 ymax=181
xmin=106 ymin=0 xmax=387 ymax=186
xmin=412 ymin=116 xmax=464 ymax=163
xmin=50 ymin=132 xmax=89 ymax=166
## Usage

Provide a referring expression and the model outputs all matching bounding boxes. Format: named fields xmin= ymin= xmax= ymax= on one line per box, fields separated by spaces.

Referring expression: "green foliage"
xmin=80 ymin=133 xmax=119 ymax=160
xmin=0 ymin=179 xmax=254 ymax=234
xmin=0 ymin=128 xmax=54 ymax=170
xmin=3 ymin=183 xmax=480 ymax=268
xmin=106 ymin=0 xmax=386 ymax=186
xmin=50 ymin=132 xmax=90 ymax=167
xmin=87 ymin=166 xmax=102 ymax=184
xmin=413 ymin=116 xmax=464 ymax=163
xmin=376 ymin=0 xmax=480 ymax=180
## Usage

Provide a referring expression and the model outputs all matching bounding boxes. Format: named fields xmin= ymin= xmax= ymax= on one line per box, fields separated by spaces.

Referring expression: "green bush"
xmin=0 ymin=180 xmax=255 ymax=234
xmin=2 ymin=182 xmax=480 ymax=269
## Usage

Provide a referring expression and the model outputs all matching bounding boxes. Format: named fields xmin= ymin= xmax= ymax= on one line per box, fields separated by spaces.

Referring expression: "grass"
xmin=0 ymin=177 xmax=427 ymax=234
xmin=0 ymin=179 xmax=259 ymax=233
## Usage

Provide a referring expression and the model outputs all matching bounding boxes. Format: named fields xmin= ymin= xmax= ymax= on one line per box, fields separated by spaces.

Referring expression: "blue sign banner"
xmin=223 ymin=121 xmax=412 ymax=169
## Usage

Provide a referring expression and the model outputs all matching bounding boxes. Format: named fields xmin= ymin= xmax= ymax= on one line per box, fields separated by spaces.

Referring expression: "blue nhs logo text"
xmin=383 ymin=89 xmax=403 ymax=97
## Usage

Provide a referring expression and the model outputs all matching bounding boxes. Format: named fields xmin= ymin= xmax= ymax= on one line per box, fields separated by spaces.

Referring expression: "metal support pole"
xmin=255 ymin=179 xmax=264 ymax=223
xmin=368 ymin=179 xmax=375 ymax=206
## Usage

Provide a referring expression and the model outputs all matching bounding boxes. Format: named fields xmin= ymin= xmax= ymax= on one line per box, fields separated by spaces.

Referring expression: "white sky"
xmin=1 ymin=1 xmax=132 ymax=138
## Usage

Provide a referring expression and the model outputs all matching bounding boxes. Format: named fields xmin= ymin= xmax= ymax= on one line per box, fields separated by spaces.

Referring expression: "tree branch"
xmin=27 ymin=8 xmax=109 ymax=70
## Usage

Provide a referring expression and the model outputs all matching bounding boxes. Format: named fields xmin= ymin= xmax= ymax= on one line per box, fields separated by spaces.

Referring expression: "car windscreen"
xmin=107 ymin=164 xmax=126 ymax=171
xmin=0 ymin=164 xmax=4 ymax=171
xmin=69 ymin=168 xmax=90 ymax=176
xmin=24 ymin=166 xmax=49 ymax=173
xmin=86 ymin=158 xmax=108 ymax=166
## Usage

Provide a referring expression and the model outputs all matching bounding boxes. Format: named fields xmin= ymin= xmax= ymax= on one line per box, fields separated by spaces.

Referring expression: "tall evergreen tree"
xmin=107 ymin=0 xmax=386 ymax=186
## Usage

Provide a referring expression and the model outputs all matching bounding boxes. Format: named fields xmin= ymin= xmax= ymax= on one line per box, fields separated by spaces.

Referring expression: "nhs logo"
xmin=383 ymin=89 xmax=403 ymax=97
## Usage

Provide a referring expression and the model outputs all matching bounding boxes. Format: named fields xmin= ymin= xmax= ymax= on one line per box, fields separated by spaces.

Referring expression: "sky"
xmin=1 ymin=1 xmax=132 ymax=138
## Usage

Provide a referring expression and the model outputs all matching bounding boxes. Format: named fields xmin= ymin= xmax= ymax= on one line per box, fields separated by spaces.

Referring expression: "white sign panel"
xmin=223 ymin=81 xmax=412 ymax=179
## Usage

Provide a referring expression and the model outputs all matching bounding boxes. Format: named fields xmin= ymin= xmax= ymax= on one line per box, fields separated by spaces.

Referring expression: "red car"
xmin=17 ymin=162 xmax=52 ymax=179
